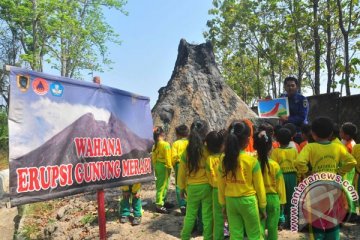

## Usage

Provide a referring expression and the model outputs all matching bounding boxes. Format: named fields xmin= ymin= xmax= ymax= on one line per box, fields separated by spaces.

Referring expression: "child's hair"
xmin=276 ymin=128 xmax=292 ymax=146
xmin=311 ymin=117 xmax=334 ymax=139
xmin=341 ymin=122 xmax=358 ymax=140
xmin=301 ymin=123 xmax=313 ymax=142
xmin=175 ymin=124 xmax=189 ymax=138
xmin=254 ymin=130 xmax=273 ymax=174
xmin=258 ymin=122 xmax=274 ymax=137
xmin=187 ymin=119 xmax=209 ymax=174
xmin=153 ymin=126 xmax=165 ymax=151
xmin=205 ymin=130 xmax=226 ymax=154
xmin=273 ymin=124 xmax=282 ymax=140
xmin=223 ymin=120 xmax=250 ymax=179
xmin=283 ymin=123 xmax=297 ymax=138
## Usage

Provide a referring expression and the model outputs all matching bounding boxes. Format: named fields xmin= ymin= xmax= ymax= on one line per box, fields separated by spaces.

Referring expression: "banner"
xmin=258 ymin=97 xmax=289 ymax=118
xmin=8 ymin=66 xmax=154 ymax=206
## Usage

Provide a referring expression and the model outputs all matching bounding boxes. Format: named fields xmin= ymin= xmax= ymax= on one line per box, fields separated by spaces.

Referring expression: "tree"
xmin=336 ymin=0 xmax=359 ymax=96
xmin=0 ymin=0 xmax=127 ymax=77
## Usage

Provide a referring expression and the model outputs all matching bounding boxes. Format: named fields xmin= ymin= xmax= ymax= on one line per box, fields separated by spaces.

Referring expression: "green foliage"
xmin=81 ymin=213 xmax=96 ymax=225
xmin=0 ymin=0 xmax=127 ymax=77
xmin=0 ymin=109 xmax=8 ymax=152
xmin=205 ymin=0 xmax=360 ymax=99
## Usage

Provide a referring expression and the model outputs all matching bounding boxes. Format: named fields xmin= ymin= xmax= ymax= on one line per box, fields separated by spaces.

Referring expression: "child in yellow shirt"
xmin=254 ymin=130 xmax=286 ymax=240
xmin=218 ymin=120 xmax=267 ymax=240
xmin=119 ymin=183 xmax=142 ymax=225
xmin=171 ymin=124 xmax=189 ymax=215
xmin=270 ymin=128 xmax=298 ymax=229
xmin=178 ymin=120 xmax=213 ymax=240
xmin=205 ymin=129 xmax=226 ymax=240
xmin=295 ymin=117 xmax=356 ymax=239
xmin=152 ymin=126 xmax=172 ymax=213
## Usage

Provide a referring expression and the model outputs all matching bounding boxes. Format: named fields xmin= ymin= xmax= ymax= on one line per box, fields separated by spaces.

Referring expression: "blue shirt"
xmin=281 ymin=92 xmax=309 ymax=128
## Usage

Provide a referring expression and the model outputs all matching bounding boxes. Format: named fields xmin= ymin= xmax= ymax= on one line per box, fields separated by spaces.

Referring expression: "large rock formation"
xmin=152 ymin=39 xmax=257 ymax=141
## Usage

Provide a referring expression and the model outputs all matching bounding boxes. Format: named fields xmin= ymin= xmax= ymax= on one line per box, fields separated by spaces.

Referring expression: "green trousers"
xmin=174 ymin=162 xmax=186 ymax=207
xmin=283 ymin=172 xmax=297 ymax=225
xmin=344 ymin=167 xmax=356 ymax=213
xmin=310 ymin=225 xmax=340 ymax=240
xmin=226 ymin=195 xmax=263 ymax=240
xmin=181 ymin=183 xmax=213 ymax=240
xmin=155 ymin=161 xmax=170 ymax=207
xmin=213 ymin=188 xmax=224 ymax=240
xmin=261 ymin=194 xmax=280 ymax=240
xmin=119 ymin=189 xmax=142 ymax=217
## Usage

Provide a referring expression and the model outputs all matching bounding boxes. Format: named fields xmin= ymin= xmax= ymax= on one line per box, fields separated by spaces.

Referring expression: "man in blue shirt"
xmin=279 ymin=76 xmax=309 ymax=143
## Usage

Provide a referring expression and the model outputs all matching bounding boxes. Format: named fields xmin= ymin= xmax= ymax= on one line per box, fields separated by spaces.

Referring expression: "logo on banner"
xmin=32 ymin=78 xmax=49 ymax=95
xmin=50 ymin=82 xmax=64 ymax=97
xmin=16 ymin=75 xmax=30 ymax=92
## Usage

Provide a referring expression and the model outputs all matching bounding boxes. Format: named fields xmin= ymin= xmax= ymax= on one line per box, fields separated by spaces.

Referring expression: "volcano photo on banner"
xmin=258 ymin=97 xmax=289 ymax=118
xmin=8 ymin=66 xmax=154 ymax=206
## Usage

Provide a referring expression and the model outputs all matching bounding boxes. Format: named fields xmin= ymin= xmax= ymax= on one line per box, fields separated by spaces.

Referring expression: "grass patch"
xmin=81 ymin=213 xmax=96 ymax=225
xmin=0 ymin=150 xmax=8 ymax=170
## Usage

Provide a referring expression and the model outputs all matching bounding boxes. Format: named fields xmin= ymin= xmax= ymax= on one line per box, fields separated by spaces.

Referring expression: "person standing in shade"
xmin=279 ymin=76 xmax=309 ymax=144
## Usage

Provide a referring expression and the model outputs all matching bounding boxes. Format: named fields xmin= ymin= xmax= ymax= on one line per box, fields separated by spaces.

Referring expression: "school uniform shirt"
xmin=205 ymin=153 xmax=222 ymax=188
xmin=217 ymin=151 xmax=266 ymax=209
xmin=151 ymin=140 xmax=172 ymax=169
xmin=353 ymin=144 xmax=360 ymax=173
xmin=177 ymin=147 xmax=210 ymax=190
xmin=295 ymin=142 xmax=356 ymax=175
xmin=262 ymin=159 xmax=286 ymax=205
xmin=270 ymin=147 xmax=298 ymax=173
xmin=171 ymin=138 xmax=189 ymax=167
xmin=120 ymin=183 xmax=141 ymax=194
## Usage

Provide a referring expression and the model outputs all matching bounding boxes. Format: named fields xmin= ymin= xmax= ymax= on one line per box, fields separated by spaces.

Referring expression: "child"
xmin=171 ymin=124 xmax=189 ymax=215
xmin=205 ymin=130 xmax=226 ymax=240
xmin=254 ymin=130 xmax=286 ymax=240
xmin=283 ymin=123 xmax=301 ymax=152
xmin=340 ymin=122 xmax=358 ymax=153
xmin=299 ymin=124 xmax=312 ymax=151
xmin=152 ymin=126 xmax=173 ymax=213
xmin=295 ymin=117 xmax=356 ymax=239
xmin=178 ymin=119 xmax=213 ymax=240
xmin=119 ymin=183 xmax=142 ymax=225
xmin=258 ymin=122 xmax=279 ymax=150
xmin=353 ymin=144 xmax=360 ymax=207
xmin=270 ymin=128 xmax=298 ymax=229
xmin=218 ymin=120 xmax=267 ymax=240
xmin=340 ymin=122 xmax=358 ymax=221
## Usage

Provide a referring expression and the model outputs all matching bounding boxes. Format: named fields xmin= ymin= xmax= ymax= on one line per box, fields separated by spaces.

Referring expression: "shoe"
xmin=164 ymin=202 xmax=175 ymax=209
xmin=132 ymin=216 xmax=142 ymax=225
xmin=180 ymin=206 xmax=186 ymax=216
xmin=120 ymin=216 xmax=129 ymax=223
xmin=156 ymin=206 xmax=169 ymax=214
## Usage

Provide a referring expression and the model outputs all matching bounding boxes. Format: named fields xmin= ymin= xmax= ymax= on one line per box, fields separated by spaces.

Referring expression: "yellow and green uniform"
xmin=332 ymin=138 xmax=357 ymax=214
xmin=178 ymin=148 xmax=213 ymax=240
xmin=270 ymin=147 xmax=298 ymax=226
xmin=152 ymin=140 xmax=172 ymax=207
xmin=206 ymin=153 xmax=223 ymax=240
xmin=352 ymin=144 xmax=360 ymax=205
xmin=119 ymin=183 xmax=142 ymax=217
xmin=260 ymin=159 xmax=286 ymax=240
xmin=218 ymin=151 xmax=266 ymax=240
xmin=172 ymin=138 xmax=188 ymax=208
xmin=295 ymin=141 xmax=357 ymax=240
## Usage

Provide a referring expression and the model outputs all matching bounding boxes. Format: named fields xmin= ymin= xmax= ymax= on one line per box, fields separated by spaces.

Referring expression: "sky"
xmin=89 ymin=0 xmax=214 ymax=108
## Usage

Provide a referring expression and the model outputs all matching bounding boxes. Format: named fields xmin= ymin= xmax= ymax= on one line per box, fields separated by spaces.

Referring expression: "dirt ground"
xmin=16 ymin=173 xmax=360 ymax=240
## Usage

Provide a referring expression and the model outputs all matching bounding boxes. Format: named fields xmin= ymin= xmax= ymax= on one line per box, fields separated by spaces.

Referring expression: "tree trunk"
xmin=31 ymin=0 xmax=38 ymax=71
xmin=326 ymin=0 xmax=332 ymax=93
xmin=336 ymin=0 xmax=352 ymax=96
xmin=313 ymin=0 xmax=320 ymax=95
